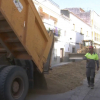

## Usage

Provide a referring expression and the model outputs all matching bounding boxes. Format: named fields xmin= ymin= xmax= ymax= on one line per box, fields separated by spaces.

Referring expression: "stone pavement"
xmin=26 ymin=67 xmax=100 ymax=100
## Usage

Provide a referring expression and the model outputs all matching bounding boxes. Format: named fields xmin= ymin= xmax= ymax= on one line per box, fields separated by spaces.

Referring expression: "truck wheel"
xmin=0 ymin=65 xmax=7 ymax=72
xmin=0 ymin=66 xmax=29 ymax=100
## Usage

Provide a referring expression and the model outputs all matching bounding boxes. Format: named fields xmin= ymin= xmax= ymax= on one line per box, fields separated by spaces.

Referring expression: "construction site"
xmin=0 ymin=0 xmax=100 ymax=100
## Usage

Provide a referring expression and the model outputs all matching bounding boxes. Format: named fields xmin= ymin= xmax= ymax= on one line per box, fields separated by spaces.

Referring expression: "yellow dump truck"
xmin=0 ymin=0 xmax=54 ymax=100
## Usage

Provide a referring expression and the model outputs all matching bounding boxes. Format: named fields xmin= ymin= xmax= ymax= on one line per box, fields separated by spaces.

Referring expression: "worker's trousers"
xmin=86 ymin=67 xmax=95 ymax=86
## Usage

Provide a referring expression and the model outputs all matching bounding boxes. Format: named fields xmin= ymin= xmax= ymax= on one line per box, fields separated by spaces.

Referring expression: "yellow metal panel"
xmin=0 ymin=0 xmax=53 ymax=72
xmin=25 ymin=5 xmax=47 ymax=72
xmin=0 ymin=0 xmax=27 ymax=42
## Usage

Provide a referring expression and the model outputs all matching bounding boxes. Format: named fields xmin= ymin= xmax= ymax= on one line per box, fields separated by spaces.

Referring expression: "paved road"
xmin=25 ymin=66 xmax=100 ymax=100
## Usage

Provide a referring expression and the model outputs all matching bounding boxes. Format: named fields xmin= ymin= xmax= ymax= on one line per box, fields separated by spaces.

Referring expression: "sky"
xmin=52 ymin=0 xmax=100 ymax=15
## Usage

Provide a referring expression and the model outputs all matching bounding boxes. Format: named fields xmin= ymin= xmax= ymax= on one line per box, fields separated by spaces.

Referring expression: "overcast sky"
xmin=52 ymin=0 xmax=100 ymax=14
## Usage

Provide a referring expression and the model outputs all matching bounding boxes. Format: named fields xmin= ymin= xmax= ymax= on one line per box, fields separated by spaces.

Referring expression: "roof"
xmin=62 ymin=9 xmax=91 ymax=27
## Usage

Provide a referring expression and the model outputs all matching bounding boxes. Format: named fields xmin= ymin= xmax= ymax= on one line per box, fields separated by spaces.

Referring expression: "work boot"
xmin=87 ymin=77 xmax=90 ymax=87
xmin=90 ymin=78 xmax=94 ymax=89
xmin=91 ymin=84 xmax=94 ymax=89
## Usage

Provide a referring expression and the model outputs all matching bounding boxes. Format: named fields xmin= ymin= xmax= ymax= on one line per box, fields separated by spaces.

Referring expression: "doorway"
xmin=72 ymin=47 xmax=75 ymax=53
xmin=60 ymin=48 xmax=64 ymax=62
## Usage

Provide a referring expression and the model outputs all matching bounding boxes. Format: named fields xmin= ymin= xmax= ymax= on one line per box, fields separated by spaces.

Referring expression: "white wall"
xmin=70 ymin=13 xmax=92 ymax=40
xmin=33 ymin=0 xmax=60 ymax=18
xmin=57 ymin=15 xmax=70 ymax=42
xmin=33 ymin=0 xmax=71 ymax=64
xmin=40 ymin=0 xmax=60 ymax=14
xmin=91 ymin=11 xmax=100 ymax=44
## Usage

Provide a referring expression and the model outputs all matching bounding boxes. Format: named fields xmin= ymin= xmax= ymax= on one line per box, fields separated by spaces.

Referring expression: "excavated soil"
xmin=29 ymin=60 xmax=99 ymax=95
xmin=44 ymin=60 xmax=86 ymax=94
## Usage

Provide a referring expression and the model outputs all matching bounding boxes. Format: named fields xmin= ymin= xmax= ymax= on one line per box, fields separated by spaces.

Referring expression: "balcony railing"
xmin=43 ymin=22 xmax=61 ymax=37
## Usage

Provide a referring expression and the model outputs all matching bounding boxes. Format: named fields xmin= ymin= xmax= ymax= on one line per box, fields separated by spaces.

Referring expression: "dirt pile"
xmin=33 ymin=60 xmax=87 ymax=94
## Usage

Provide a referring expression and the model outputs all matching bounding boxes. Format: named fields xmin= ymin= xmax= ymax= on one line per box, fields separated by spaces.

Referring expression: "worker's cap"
xmin=89 ymin=46 xmax=93 ymax=49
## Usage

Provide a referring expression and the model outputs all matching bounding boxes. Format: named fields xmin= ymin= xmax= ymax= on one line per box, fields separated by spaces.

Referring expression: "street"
xmin=25 ymin=70 xmax=100 ymax=100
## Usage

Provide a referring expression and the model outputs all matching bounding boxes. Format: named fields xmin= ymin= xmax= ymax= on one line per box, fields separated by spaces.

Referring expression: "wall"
xmin=66 ymin=8 xmax=91 ymax=25
xmin=33 ymin=1 xmax=96 ymax=64
xmin=33 ymin=0 xmax=71 ymax=64
xmin=66 ymin=12 xmax=91 ymax=53
xmin=91 ymin=11 xmax=100 ymax=44
xmin=66 ymin=8 xmax=100 ymax=51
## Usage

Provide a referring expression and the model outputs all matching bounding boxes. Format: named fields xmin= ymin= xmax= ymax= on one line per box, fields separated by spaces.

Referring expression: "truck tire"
xmin=0 ymin=65 xmax=29 ymax=100
xmin=0 ymin=65 xmax=7 ymax=72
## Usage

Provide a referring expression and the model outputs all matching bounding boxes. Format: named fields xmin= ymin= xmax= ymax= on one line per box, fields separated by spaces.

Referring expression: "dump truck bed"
xmin=0 ymin=0 xmax=53 ymax=72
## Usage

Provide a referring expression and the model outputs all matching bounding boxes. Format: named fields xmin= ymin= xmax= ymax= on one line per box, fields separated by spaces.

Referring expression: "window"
xmin=70 ymin=38 xmax=72 ymax=41
xmin=97 ymin=33 xmax=98 ymax=41
xmin=87 ymin=31 xmax=88 ymax=37
xmin=99 ymin=35 xmax=100 ymax=42
xmin=72 ymin=47 xmax=75 ymax=53
xmin=85 ymin=42 xmax=91 ymax=46
xmin=80 ymin=28 xmax=83 ymax=34
xmin=91 ymin=32 xmax=93 ymax=40
xmin=94 ymin=32 xmax=96 ymax=41
xmin=64 ymin=31 xmax=66 ymax=36
xmin=92 ymin=20 xmax=93 ymax=26
xmin=73 ymin=24 xmax=75 ymax=31
xmin=94 ymin=33 xmax=98 ymax=41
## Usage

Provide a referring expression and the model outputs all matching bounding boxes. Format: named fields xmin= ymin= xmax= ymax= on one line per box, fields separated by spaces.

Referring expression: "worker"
xmin=83 ymin=46 xmax=99 ymax=89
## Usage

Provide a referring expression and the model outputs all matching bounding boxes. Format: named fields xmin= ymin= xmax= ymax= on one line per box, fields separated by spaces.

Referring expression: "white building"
xmin=33 ymin=1 xmax=100 ymax=64
xmin=61 ymin=9 xmax=92 ymax=54
xmin=33 ymin=0 xmax=71 ymax=65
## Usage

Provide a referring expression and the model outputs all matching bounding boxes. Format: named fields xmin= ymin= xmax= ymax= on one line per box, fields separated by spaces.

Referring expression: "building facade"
xmin=33 ymin=0 xmax=71 ymax=65
xmin=61 ymin=9 xmax=92 ymax=54
xmin=65 ymin=8 xmax=100 ymax=56
xmin=91 ymin=11 xmax=100 ymax=56
xmin=32 ymin=1 xmax=100 ymax=65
